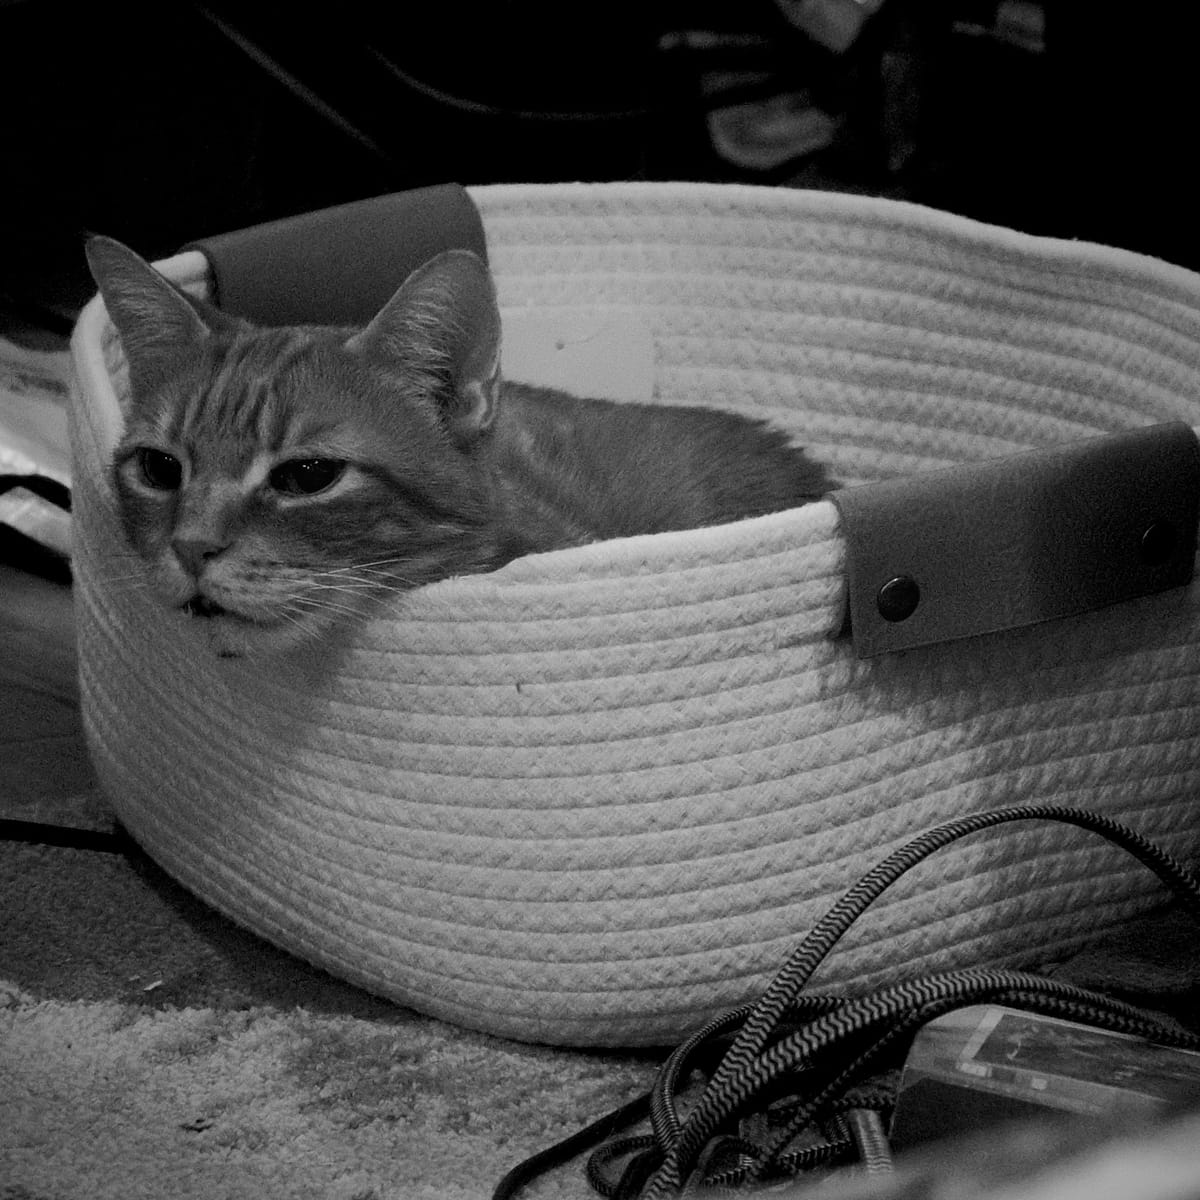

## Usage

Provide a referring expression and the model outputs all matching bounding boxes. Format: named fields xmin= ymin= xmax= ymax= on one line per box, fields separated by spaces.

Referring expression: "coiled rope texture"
xmin=74 ymin=182 xmax=1200 ymax=1048
xmin=493 ymin=805 xmax=1200 ymax=1199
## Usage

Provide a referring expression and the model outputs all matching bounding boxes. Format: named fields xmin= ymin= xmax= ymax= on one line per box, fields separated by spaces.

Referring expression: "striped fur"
xmin=85 ymin=237 xmax=832 ymax=658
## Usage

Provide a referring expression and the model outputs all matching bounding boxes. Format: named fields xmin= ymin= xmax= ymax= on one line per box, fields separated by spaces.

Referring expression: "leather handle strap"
xmin=183 ymin=183 xmax=487 ymax=327
xmin=833 ymin=422 xmax=1200 ymax=657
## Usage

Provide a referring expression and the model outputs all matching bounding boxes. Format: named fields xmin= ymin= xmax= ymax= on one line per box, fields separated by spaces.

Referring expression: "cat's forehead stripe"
xmin=189 ymin=330 xmax=319 ymax=446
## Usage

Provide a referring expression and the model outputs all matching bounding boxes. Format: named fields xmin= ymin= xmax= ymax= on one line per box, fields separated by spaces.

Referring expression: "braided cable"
xmin=493 ymin=807 xmax=1200 ymax=1199
xmin=649 ymin=996 xmax=844 ymax=1150
xmin=648 ymin=1006 xmax=755 ymax=1150
xmin=587 ymin=1136 xmax=659 ymax=1199
xmin=712 ymin=806 xmax=1197 ymax=1097
xmin=640 ymin=806 xmax=1200 ymax=1198
xmin=752 ymin=972 xmax=1200 ymax=1181
xmin=846 ymin=1109 xmax=892 ymax=1176
xmin=655 ymin=969 xmax=1197 ymax=1193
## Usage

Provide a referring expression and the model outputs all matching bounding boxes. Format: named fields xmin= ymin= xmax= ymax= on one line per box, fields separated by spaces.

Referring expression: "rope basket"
xmin=69 ymin=182 xmax=1200 ymax=1046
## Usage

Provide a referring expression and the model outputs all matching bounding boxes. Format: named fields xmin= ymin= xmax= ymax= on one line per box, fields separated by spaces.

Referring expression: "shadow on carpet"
xmin=0 ymin=839 xmax=658 ymax=1200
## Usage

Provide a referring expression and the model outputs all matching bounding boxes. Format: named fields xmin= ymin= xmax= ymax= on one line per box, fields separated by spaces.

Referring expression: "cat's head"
xmin=86 ymin=236 xmax=504 ymax=658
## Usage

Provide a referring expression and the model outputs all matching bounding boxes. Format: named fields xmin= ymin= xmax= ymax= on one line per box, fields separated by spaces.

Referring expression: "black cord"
xmin=0 ymin=474 xmax=71 ymax=510
xmin=493 ymin=804 xmax=1200 ymax=1198
xmin=740 ymin=970 xmax=1190 ymax=1184
xmin=492 ymin=1092 xmax=651 ymax=1200
xmin=368 ymin=48 xmax=654 ymax=125
xmin=190 ymin=5 xmax=402 ymax=174
xmin=644 ymin=805 xmax=1200 ymax=1197
xmin=0 ymin=818 xmax=132 ymax=855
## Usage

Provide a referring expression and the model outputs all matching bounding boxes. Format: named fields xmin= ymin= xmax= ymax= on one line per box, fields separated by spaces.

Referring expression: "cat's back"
xmin=496 ymin=382 xmax=833 ymax=542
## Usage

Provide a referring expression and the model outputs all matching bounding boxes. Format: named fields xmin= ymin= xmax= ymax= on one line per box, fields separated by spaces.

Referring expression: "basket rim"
xmin=70 ymin=222 xmax=847 ymax=614
xmin=70 ymin=180 xmax=1200 ymax=630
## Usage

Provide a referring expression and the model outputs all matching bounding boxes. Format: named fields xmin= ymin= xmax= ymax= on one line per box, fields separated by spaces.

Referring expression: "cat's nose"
xmin=172 ymin=533 xmax=229 ymax=578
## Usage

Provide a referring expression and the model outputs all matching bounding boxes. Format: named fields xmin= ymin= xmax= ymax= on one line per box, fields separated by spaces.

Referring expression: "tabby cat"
xmin=86 ymin=237 xmax=831 ymax=658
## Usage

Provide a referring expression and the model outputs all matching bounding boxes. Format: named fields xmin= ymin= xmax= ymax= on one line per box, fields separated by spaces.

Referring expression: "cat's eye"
xmin=268 ymin=458 xmax=346 ymax=496
xmin=135 ymin=447 xmax=183 ymax=491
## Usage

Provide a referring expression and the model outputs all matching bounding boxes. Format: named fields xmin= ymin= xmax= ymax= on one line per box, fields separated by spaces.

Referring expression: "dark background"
xmin=1 ymin=1 xmax=1196 ymax=335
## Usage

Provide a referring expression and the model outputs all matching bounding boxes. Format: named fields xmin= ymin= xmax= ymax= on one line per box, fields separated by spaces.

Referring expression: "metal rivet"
xmin=1140 ymin=520 xmax=1177 ymax=566
xmin=877 ymin=575 xmax=920 ymax=622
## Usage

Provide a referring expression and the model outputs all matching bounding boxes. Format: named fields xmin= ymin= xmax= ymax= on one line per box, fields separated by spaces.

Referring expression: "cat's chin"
xmin=185 ymin=609 xmax=330 ymax=661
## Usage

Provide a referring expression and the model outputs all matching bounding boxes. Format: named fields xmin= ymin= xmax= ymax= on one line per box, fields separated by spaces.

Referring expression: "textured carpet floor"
xmin=0 ymin=561 xmax=657 ymax=1199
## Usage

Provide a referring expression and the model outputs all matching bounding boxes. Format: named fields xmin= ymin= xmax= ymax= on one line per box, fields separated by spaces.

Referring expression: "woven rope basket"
xmin=70 ymin=183 xmax=1200 ymax=1046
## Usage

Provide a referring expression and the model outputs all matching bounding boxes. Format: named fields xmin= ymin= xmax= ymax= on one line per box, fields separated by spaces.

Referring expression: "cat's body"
xmin=488 ymin=383 xmax=826 ymax=547
xmin=86 ymin=238 xmax=832 ymax=657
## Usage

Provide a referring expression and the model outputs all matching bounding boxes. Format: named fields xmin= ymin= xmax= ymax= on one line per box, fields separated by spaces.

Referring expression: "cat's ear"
xmin=85 ymin=235 xmax=214 ymax=387
xmin=347 ymin=249 xmax=501 ymax=446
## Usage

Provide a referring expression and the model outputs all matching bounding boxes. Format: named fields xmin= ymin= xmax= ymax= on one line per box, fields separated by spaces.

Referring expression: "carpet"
xmin=0 ymin=560 xmax=656 ymax=1198
xmin=1 ymin=961 xmax=653 ymax=1200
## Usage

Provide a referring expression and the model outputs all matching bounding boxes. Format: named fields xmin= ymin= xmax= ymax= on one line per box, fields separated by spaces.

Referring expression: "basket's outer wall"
xmin=69 ymin=184 xmax=1200 ymax=1046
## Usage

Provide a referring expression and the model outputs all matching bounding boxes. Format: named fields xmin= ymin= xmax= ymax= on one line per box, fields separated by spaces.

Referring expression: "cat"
xmin=85 ymin=236 xmax=833 ymax=658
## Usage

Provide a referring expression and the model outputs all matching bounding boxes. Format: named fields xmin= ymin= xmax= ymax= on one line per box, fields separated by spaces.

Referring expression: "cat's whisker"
xmin=317 ymin=558 xmax=412 ymax=578
xmin=283 ymin=571 xmax=385 ymax=591
xmin=276 ymin=608 xmax=317 ymax=636
xmin=321 ymin=576 xmax=420 ymax=595
xmin=93 ymin=568 xmax=152 ymax=583
xmin=90 ymin=572 xmax=144 ymax=585
xmin=90 ymin=572 xmax=156 ymax=590
xmin=313 ymin=581 xmax=415 ymax=599
xmin=293 ymin=592 xmax=365 ymax=612
xmin=307 ymin=568 xmax=425 ymax=593
xmin=304 ymin=580 xmax=387 ymax=594
xmin=288 ymin=595 xmax=370 ymax=619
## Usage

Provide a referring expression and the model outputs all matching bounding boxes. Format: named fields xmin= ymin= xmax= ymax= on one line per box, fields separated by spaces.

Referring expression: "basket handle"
xmin=831 ymin=421 xmax=1200 ymax=657
xmin=183 ymin=183 xmax=486 ymax=327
